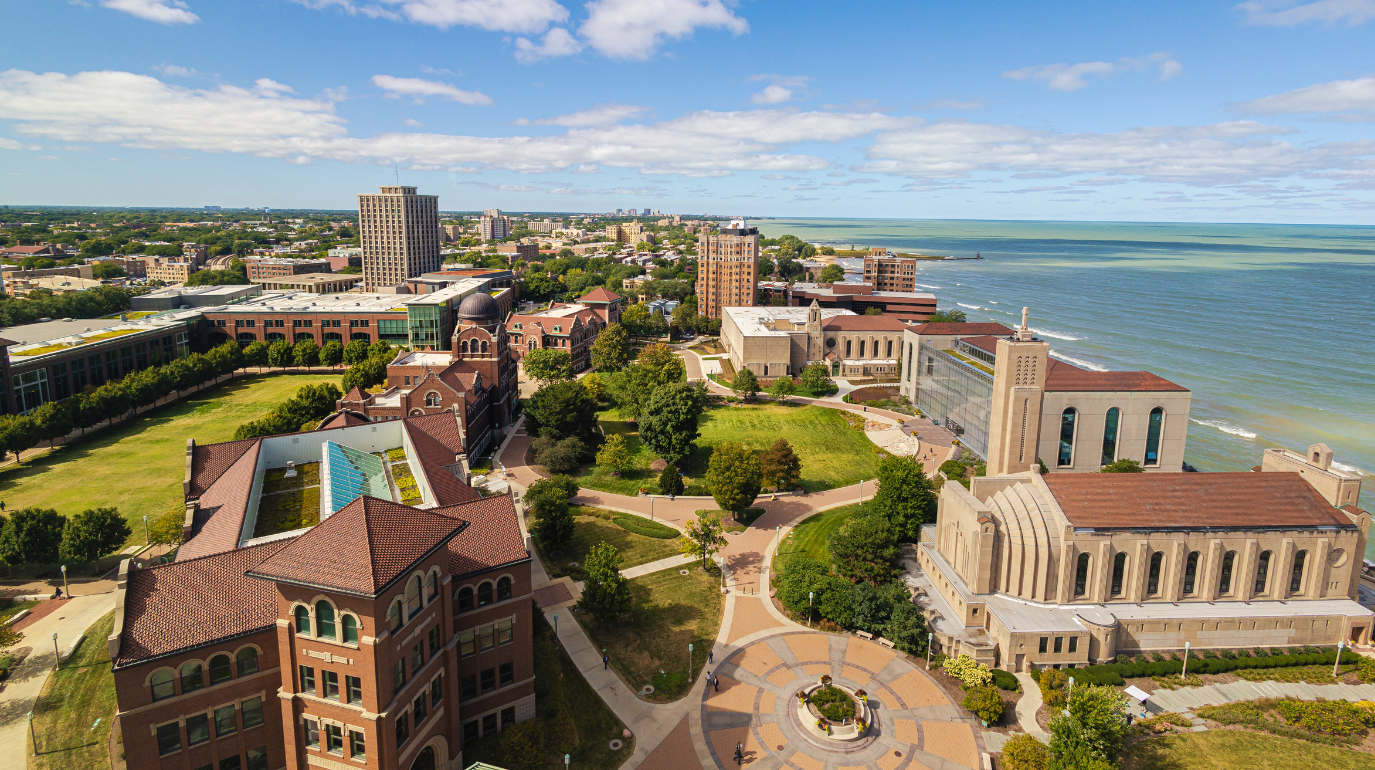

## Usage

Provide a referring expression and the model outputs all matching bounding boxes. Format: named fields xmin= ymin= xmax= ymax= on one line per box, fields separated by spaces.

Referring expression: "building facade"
xmin=719 ymin=301 xmax=907 ymax=379
xmin=244 ymin=258 xmax=332 ymax=282
xmin=359 ymin=187 xmax=441 ymax=292
xmin=146 ymin=258 xmax=199 ymax=285
xmin=862 ymin=252 xmax=919 ymax=293
xmin=789 ymin=282 xmax=937 ymax=322
xmin=478 ymin=210 xmax=511 ymax=241
xmin=695 ymin=220 xmax=759 ymax=319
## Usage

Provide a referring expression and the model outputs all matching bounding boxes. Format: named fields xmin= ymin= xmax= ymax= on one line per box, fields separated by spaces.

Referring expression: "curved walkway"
xmin=498 ymin=351 xmax=985 ymax=770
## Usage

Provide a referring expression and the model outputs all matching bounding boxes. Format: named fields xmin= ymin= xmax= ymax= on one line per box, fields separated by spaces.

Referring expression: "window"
xmin=247 ymin=746 xmax=268 ymax=770
xmin=304 ymin=719 xmax=321 ymax=749
xmin=1147 ymin=552 xmax=1164 ymax=595
xmin=1074 ymin=553 xmax=1090 ymax=597
xmin=478 ymin=582 xmax=493 ymax=606
xmin=316 ymin=601 xmax=336 ymax=640
xmin=1101 ymin=407 xmax=1120 ymax=465
xmin=1219 ymin=551 xmax=1236 ymax=595
xmin=237 ymin=647 xmax=259 ymax=676
xmin=151 ymin=670 xmax=175 ymax=701
xmin=1057 ymin=408 xmax=1076 ymax=467
xmin=395 ymin=711 xmax=410 ymax=746
xmin=242 ymin=697 xmax=264 ymax=728
xmin=463 ymin=720 xmax=480 ymax=745
xmin=1255 ymin=550 xmax=1272 ymax=595
xmin=1053 ymin=637 xmax=1063 ymax=653
xmin=1145 ymin=407 xmax=1164 ymax=466
xmin=483 ymin=713 xmax=497 ymax=734
xmin=428 ymin=626 xmax=441 ymax=659
xmin=392 ymin=660 xmax=407 ymax=696
xmin=187 ymin=713 xmax=210 ymax=746
xmin=157 ymin=722 xmax=181 ymax=755
xmin=406 ymin=576 xmax=423 ymax=617
xmin=295 ymin=605 xmax=311 ymax=634
xmin=457 ymin=586 xmax=474 ymax=611
xmin=498 ymin=618 xmax=513 ymax=645
xmin=349 ymin=730 xmax=366 ymax=760
xmin=424 ymin=572 xmax=438 ymax=604
xmin=215 ymin=705 xmax=237 ymax=737
xmin=430 ymin=673 xmax=444 ymax=708
xmin=221 ymin=757 xmax=242 ymax=770
xmin=461 ymin=674 xmax=477 ymax=698
xmin=1291 ymin=550 xmax=1308 ymax=593
xmin=1069 ymin=637 xmax=1079 ymax=653
xmin=411 ymin=642 xmax=424 ymax=673
xmin=326 ymin=724 xmax=344 ymax=754
xmin=181 ymin=661 xmax=205 ymax=693
xmin=342 ymin=614 xmax=358 ymax=644
xmin=414 ymin=692 xmax=428 ymax=724
xmin=480 ymin=624 xmax=495 ymax=651
xmin=346 ymin=675 xmax=362 ymax=704
xmin=323 ymin=670 xmax=339 ymax=700
xmin=1111 ymin=553 xmax=1127 ymax=596
xmin=500 ymin=661 xmax=514 ymax=686
xmin=300 ymin=665 xmax=316 ymax=694
xmin=481 ymin=668 xmax=496 ymax=693
xmin=388 ymin=601 xmax=403 ymax=632
xmin=497 ymin=575 xmax=512 ymax=601
xmin=209 ymin=654 xmax=232 ymax=685
xmin=460 ymin=630 xmax=475 ymax=657
xmin=501 ymin=706 xmax=516 ymax=728
xmin=1183 ymin=551 xmax=1200 ymax=595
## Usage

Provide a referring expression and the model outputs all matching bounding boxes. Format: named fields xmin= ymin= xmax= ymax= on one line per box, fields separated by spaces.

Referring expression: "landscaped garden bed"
xmin=531 ymin=507 xmax=682 ymax=582
xmin=253 ymin=486 xmax=321 ymax=537
xmin=1194 ymin=697 xmax=1375 ymax=748
xmin=261 ymin=462 xmax=320 ymax=494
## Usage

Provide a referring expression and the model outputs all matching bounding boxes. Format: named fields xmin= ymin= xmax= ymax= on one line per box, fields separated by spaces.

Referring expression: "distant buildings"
xmin=242 ymin=257 xmax=332 ymax=282
xmin=788 ymin=282 xmax=937 ymax=323
xmin=720 ymin=302 xmax=907 ymax=380
xmin=496 ymin=243 xmax=538 ymax=263
xmin=695 ymin=219 xmax=759 ymax=319
xmin=358 ymin=186 xmax=441 ymax=291
xmin=479 ymin=209 xmax=512 ymax=241
xmin=863 ymin=249 xmax=920 ymax=293
xmin=145 ymin=258 xmax=198 ymax=285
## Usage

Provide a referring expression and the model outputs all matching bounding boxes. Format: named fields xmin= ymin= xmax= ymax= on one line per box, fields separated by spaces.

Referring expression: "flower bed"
xmin=809 ymin=685 xmax=856 ymax=721
xmin=1196 ymin=697 xmax=1375 ymax=746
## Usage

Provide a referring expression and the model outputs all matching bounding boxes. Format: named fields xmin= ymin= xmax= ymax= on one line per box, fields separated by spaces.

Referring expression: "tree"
xmin=815 ymin=575 xmax=856 ymax=628
xmin=963 ymin=686 xmax=1005 ymax=725
xmin=293 ymin=339 xmax=321 ymax=368
xmin=942 ymin=654 xmax=992 ymax=688
xmin=581 ymin=372 xmax=605 ymax=400
xmin=590 ymin=323 xmax=632 ymax=372
xmin=1048 ymin=685 xmax=1129 ymax=768
xmin=499 ymin=719 xmax=546 ymax=770
xmin=706 ymin=443 xmax=762 ymax=514
xmin=768 ymin=376 xmax=795 ymax=401
xmin=207 ymin=339 xmax=244 ymax=375
xmin=595 ymin=433 xmax=633 ymax=475
xmin=884 ymin=601 xmax=928 ymax=655
xmin=1101 ymin=458 xmax=1144 ymax=473
xmin=870 ymin=455 xmax=938 ymax=542
xmin=799 ymin=362 xmax=833 ymax=395
xmin=1002 ymin=734 xmax=1049 ymax=770
xmin=638 ymin=381 xmax=705 ymax=462
xmin=320 ymin=340 xmax=344 ymax=367
xmin=928 ymin=309 xmax=967 ymax=323
xmin=368 ymin=340 xmax=394 ymax=361
xmin=31 ymin=400 xmax=74 ymax=447
xmin=526 ymin=380 xmax=598 ymax=441
xmin=579 ymin=542 xmax=632 ymax=624
xmin=267 ymin=340 xmax=293 ymax=368
xmin=680 ymin=509 xmax=727 ymax=568
xmin=537 ymin=437 xmax=586 ymax=474
xmin=0 ymin=507 xmax=67 ymax=565
xmin=522 ymin=348 xmax=574 ymax=384
xmin=636 ymin=343 xmax=684 ymax=382
xmin=828 ymin=513 xmax=900 ymax=584
xmin=776 ymin=556 xmax=830 ymax=618
xmin=243 ymin=340 xmax=270 ymax=367
xmin=818 ymin=264 xmax=845 ymax=283
xmin=91 ymin=262 xmax=126 ymax=279
xmin=759 ymin=438 xmax=802 ymax=491
xmin=864 ymin=307 xmax=883 ymax=315
xmin=1039 ymin=668 xmax=1070 ymax=708
xmin=526 ymin=475 xmax=578 ymax=547
xmin=343 ymin=339 xmax=370 ymax=365
xmin=659 ymin=463 xmax=684 ymax=495
xmin=59 ymin=506 xmax=132 ymax=570
xmin=148 ymin=504 xmax=186 ymax=545
xmin=0 ymin=414 xmax=40 ymax=465
xmin=341 ymin=357 xmax=387 ymax=394
xmin=731 ymin=367 xmax=759 ymax=399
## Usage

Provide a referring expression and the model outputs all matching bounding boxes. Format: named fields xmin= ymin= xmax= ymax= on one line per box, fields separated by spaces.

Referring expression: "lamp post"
xmin=565 ymin=754 xmax=570 ymax=769
xmin=1066 ymin=676 xmax=1075 ymax=704
xmin=1335 ymin=640 xmax=1345 ymax=678
xmin=808 ymin=591 xmax=814 ymax=628
xmin=689 ymin=644 xmax=694 ymax=682
xmin=60 ymin=564 xmax=68 ymax=599
xmin=1181 ymin=641 xmax=1190 ymax=679
xmin=27 ymin=711 xmax=38 ymax=755
xmin=858 ymin=479 xmax=863 ymax=503
xmin=51 ymin=633 xmax=59 ymax=672
xmin=142 ymin=515 xmax=149 ymax=546
xmin=650 ymin=496 xmax=654 ymax=522
xmin=926 ymin=632 xmax=934 ymax=669
xmin=553 ymin=613 xmax=558 ymax=639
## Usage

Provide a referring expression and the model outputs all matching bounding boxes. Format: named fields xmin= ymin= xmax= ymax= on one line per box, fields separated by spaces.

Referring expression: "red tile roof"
xmin=1043 ymin=472 xmax=1352 ymax=530
xmin=178 ymin=441 xmax=262 ymax=561
xmin=960 ymin=335 xmax=1001 ymax=354
xmin=341 ymin=386 xmax=369 ymax=403
xmin=404 ymin=419 xmax=481 ymax=506
xmin=1044 ymin=359 xmax=1188 ymax=393
xmin=912 ymin=322 xmax=1012 ymax=336
xmin=821 ymin=315 xmax=907 ymax=331
xmin=188 ymin=438 xmax=260 ymax=498
xmin=247 ymin=496 xmax=468 ymax=596
xmin=436 ymin=495 xmax=530 ymax=578
xmin=115 ymin=539 xmax=291 ymax=668
xmin=580 ymin=286 xmax=623 ymax=303
xmin=319 ymin=410 xmax=370 ymax=430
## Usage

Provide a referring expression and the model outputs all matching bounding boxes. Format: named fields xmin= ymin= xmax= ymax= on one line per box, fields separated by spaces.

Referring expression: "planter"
xmin=793 ymin=682 xmax=870 ymax=742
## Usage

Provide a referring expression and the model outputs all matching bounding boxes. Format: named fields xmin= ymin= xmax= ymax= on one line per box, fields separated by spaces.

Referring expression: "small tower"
xmin=986 ymin=307 xmax=1050 ymax=476
xmin=806 ymin=299 xmax=824 ymax=362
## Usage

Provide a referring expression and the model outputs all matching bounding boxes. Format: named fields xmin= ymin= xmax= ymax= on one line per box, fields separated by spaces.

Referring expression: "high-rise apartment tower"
xmin=357 ymin=186 xmax=440 ymax=291
xmin=695 ymin=218 xmax=759 ymax=319
xmin=480 ymin=209 xmax=511 ymax=241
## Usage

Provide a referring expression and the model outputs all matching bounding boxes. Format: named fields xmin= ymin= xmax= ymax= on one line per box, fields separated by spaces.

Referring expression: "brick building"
xmin=862 ymin=251 xmax=920 ymax=293
xmin=695 ymin=220 xmax=759 ymax=319
xmin=788 ymin=282 xmax=936 ymax=322
xmin=146 ymin=258 xmax=199 ymax=284
xmin=505 ymin=287 xmax=625 ymax=373
xmin=243 ymin=258 xmax=332 ymax=282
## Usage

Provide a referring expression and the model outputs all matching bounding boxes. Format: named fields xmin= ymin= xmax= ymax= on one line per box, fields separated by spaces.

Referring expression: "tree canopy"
xmin=638 ymin=381 xmax=705 ymax=462
xmin=871 ymin=455 xmax=938 ymax=542
xmin=590 ymin=323 xmax=631 ymax=372
xmin=578 ymin=542 xmax=632 ymax=624
xmin=828 ymin=512 xmax=901 ymax=585
xmin=526 ymin=380 xmax=599 ymax=441
xmin=928 ymin=309 xmax=968 ymax=323
xmin=707 ymin=443 xmax=762 ymax=514
xmin=760 ymin=438 xmax=802 ymax=491
xmin=522 ymin=348 xmax=574 ymax=384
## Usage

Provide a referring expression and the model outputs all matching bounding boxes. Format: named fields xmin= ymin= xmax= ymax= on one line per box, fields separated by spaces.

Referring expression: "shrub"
xmin=1001 ymin=733 xmax=1048 ymax=770
xmin=942 ymin=654 xmax=992 ymax=689
xmin=808 ymin=685 xmax=855 ymax=721
xmin=990 ymin=668 xmax=1020 ymax=691
xmin=962 ymin=685 xmax=1005 ymax=724
xmin=1040 ymin=668 xmax=1069 ymax=708
xmin=613 ymin=516 xmax=678 ymax=539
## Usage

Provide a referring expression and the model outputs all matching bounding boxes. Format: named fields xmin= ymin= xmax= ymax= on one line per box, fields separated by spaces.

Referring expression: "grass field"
xmin=580 ymin=565 xmax=725 ymax=703
xmin=1122 ymin=729 xmax=1372 ymax=770
xmin=575 ymin=403 xmax=879 ymax=496
xmin=771 ymin=504 xmax=863 ymax=574
xmin=533 ymin=507 xmax=683 ymax=581
xmin=31 ymin=611 xmax=117 ymax=770
xmin=0 ymin=374 xmax=341 ymax=546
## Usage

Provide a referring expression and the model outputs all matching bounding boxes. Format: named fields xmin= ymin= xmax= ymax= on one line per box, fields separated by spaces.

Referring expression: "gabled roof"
xmin=911 ymin=322 xmax=1013 ymax=336
xmin=403 ymin=418 xmax=480 ymax=507
xmin=341 ymin=386 xmax=370 ymax=403
xmin=436 ymin=495 xmax=530 ymax=577
xmin=580 ymin=286 xmax=623 ymax=303
xmin=318 ymin=409 xmax=371 ymax=430
xmin=188 ymin=437 xmax=260 ymax=498
xmin=1044 ymin=359 xmax=1188 ymax=393
xmin=178 ymin=440 xmax=262 ymax=561
xmin=247 ymin=496 xmax=468 ymax=597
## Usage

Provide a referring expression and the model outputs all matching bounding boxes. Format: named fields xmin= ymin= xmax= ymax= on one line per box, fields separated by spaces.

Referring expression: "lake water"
xmin=755 ymin=218 xmax=1375 ymax=545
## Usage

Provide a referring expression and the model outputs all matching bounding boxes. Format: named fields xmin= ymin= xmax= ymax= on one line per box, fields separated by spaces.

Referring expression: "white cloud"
xmin=752 ymin=85 xmax=794 ymax=105
xmin=1234 ymin=77 xmax=1375 ymax=119
xmin=1072 ymin=176 xmax=1129 ymax=186
xmin=1235 ymin=0 xmax=1375 ymax=26
xmin=296 ymin=0 xmax=567 ymax=32
xmin=420 ymin=65 xmax=456 ymax=75
xmin=320 ymin=86 xmax=351 ymax=101
xmin=749 ymin=75 xmax=810 ymax=105
xmin=371 ymin=75 xmax=492 ymax=105
xmin=154 ymin=64 xmax=197 ymax=77
xmin=514 ymin=28 xmax=583 ymax=63
xmin=404 ymin=118 xmax=424 ymax=127
xmin=101 ymin=0 xmax=199 ymax=24
xmin=1003 ymin=52 xmax=1182 ymax=91
xmin=515 ymin=103 xmax=649 ymax=127
xmin=580 ymin=0 xmax=748 ymax=60
xmin=0 ymin=137 xmax=42 ymax=151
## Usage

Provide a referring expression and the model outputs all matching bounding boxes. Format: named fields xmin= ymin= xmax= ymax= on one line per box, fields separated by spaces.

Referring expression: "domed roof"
xmin=456 ymin=292 xmax=499 ymax=320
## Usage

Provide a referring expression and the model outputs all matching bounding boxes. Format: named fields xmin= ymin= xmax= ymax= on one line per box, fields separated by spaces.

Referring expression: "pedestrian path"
xmin=1148 ymin=679 xmax=1375 ymax=713
xmin=1013 ymin=672 xmax=1048 ymax=739
xmin=622 ymin=553 xmax=696 ymax=579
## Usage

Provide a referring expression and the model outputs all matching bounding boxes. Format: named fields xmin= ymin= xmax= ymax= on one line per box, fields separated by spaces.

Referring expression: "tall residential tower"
xmin=358 ymin=186 xmax=440 ymax=291
xmin=695 ymin=218 xmax=759 ymax=319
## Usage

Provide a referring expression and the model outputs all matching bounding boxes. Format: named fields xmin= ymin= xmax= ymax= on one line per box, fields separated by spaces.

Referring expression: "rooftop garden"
xmin=16 ymin=327 xmax=143 ymax=356
xmin=940 ymin=347 xmax=994 ymax=376
xmin=254 ymin=461 xmax=323 ymax=537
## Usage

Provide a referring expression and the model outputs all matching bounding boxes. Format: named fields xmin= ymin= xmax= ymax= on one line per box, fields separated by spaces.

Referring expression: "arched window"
xmin=294 ymin=605 xmax=311 ymax=635
xmin=1254 ymin=550 xmax=1272 ymax=595
xmin=208 ymin=654 xmax=233 ymax=685
xmin=342 ymin=614 xmax=359 ymax=644
xmin=846 ymin=339 xmax=852 ymax=357
xmin=316 ymin=601 xmax=336 ymax=640
xmin=887 ymin=340 xmax=893 ymax=358
xmin=481 ymin=340 xmax=489 ymax=354
xmin=1218 ymin=551 xmax=1236 ymax=595
xmin=1110 ymin=553 xmax=1127 ymax=596
xmin=1101 ymin=407 xmax=1120 ymax=466
xmin=181 ymin=661 xmax=205 ymax=693
xmin=150 ymin=670 xmax=176 ymax=701
xmin=425 ymin=392 xmax=440 ymax=407
xmin=237 ymin=647 xmax=259 ymax=676
xmin=388 ymin=601 xmax=403 ymax=633
xmin=497 ymin=576 xmax=513 ymax=601
xmin=425 ymin=572 xmax=438 ymax=604
xmin=1290 ymin=550 xmax=1308 ymax=593
xmin=406 ymin=576 xmax=423 ymax=618
xmin=528 ymin=339 xmax=536 ymax=350
xmin=859 ymin=340 xmax=866 ymax=357
xmin=1147 ymin=552 xmax=1164 ymax=595
xmin=1057 ymin=408 xmax=1077 ymax=467
xmin=1145 ymin=407 xmax=1164 ymax=466
xmin=461 ymin=339 xmax=469 ymax=354
xmin=457 ymin=586 xmax=474 ymax=612
xmin=1183 ymin=551 xmax=1200 ymax=595
xmin=477 ymin=581 xmax=493 ymax=607
xmin=1074 ymin=553 xmax=1090 ymax=596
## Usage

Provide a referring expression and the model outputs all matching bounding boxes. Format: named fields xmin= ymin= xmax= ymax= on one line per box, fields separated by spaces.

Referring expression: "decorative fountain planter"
xmin=793 ymin=681 xmax=870 ymax=742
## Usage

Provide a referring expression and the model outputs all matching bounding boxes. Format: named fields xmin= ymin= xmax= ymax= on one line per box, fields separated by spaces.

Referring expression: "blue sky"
xmin=2 ymin=0 xmax=1375 ymax=222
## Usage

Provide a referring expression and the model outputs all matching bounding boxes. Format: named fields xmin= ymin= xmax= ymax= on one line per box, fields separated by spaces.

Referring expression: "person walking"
xmin=708 ymin=649 xmax=714 ymax=664
xmin=734 ymin=742 xmax=744 ymax=766
xmin=603 ymin=653 xmax=609 ymax=670
xmin=713 ymin=674 xmax=720 ymax=693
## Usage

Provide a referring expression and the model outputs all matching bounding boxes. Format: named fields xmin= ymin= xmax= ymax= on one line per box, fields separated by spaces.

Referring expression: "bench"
xmin=877 ymin=637 xmax=896 ymax=649
xmin=855 ymin=630 xmax=874 ymax=640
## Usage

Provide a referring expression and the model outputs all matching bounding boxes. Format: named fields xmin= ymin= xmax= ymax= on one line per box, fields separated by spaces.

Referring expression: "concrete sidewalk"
xmin=1148 ymin=679 xmax=1375 ymax=713
xmin=1014 ymin=672 xmax=1049 ymax=739
xmin=621 ymin=554 xmax=696 ymax=579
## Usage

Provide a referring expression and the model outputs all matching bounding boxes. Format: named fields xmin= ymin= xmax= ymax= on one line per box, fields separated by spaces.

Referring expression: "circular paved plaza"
xmin=699 ymin=632 xmax=987 ymax=770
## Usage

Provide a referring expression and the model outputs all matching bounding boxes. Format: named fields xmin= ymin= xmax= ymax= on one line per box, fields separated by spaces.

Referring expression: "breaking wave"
xmin=957 ymin=302 xmax=981 ymax=309
xmin=1030 ymin=327 xmax=1081 ymax=341
xmin=1332 ymin=461 xmax=1368 ymax=476
xmin=1190 ymin=419 xmax=1258 ymax=440
xmin=1048 ymin=350 xmax=1109 ymax=371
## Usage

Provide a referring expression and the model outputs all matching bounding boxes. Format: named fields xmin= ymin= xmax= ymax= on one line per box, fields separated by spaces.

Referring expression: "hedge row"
xmin=1028 ymin=649 xmax=1362 ymax=687
xmin=990 ymin=668 xmax=1020 ymax=691
xmin=613 ymin=515 xmax=679 ymax=539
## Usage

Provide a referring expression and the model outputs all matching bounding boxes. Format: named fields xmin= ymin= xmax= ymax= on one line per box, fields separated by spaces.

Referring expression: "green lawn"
xmin=0 ymin=597 xmax=39 ymax=623
xmin=772 ymin=504 xmax=863 ymax=574
xmin=1122 ymin=729 xmax=1372 ymax=770
xmin=0 ymin=374 xmax=341 ymax=546
xmin=533 ymin=508 xmax=683 ymax=581
xmin=699 ymin=508 xmax=765 ymax=533
xmin=31 ymin=611 xmax=117 ymax=770
xmin=580 ymin=565 xmax=725 ymax=703
xmin=575 ymin=403 xmax=880 ymax=496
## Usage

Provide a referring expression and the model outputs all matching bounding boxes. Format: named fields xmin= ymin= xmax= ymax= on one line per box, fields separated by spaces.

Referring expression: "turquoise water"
xmin=757 ymin=218 xmax=1375 ymax=531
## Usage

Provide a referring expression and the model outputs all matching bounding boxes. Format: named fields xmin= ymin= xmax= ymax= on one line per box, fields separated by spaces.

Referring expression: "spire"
xmin=1015 ymin=306 xmax=1034 ymax=341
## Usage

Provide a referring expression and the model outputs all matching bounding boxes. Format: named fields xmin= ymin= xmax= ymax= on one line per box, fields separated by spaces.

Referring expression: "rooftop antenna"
xmin=394 ymin=164 xmax=400 ymax=185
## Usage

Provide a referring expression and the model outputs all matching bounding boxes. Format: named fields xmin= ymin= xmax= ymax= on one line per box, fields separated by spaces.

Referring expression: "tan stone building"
xmin=358 ymin=186 xmax=441 ymax=291
xmin=918 ymin=449 xmax=1372 ymax=671
xmin=719 ymin=301 xmax=907 ymax=379
xmin=695 ymin=220 xmax=759 ymax=319
xmin=145 ymin=258 xmax=199 ymax=284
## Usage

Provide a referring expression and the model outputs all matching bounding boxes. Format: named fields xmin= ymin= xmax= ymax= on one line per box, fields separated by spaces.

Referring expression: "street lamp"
xmin=51 ymin=633 xmax=59 ymax=672
xmin=714 ymin=555 xmax=725 ymax=590
xmin=858 ymin=479 xmax=863 ymax=503
xmin=808 ymin=591 xmax=814 ymax=628
xmin=565 ymin=754 xmax=570 ymax=769
xmin=1335 ymin=640 xmax=1345 ymax=678
xmin=926 ymin=632 xmax=934 ymax=669
xmin=1067 ymin=676 xmax=1075 ymax=704
xmin=689 ymin=643 xmax=694 ymax=682
xmin=60 ymin=564 xmax=68 ymax=599
xmin=650 ymin=496 xmax=655 ymax=522
xmin=143 ymin=515 xmax=149 ymax=546
xmin=1181 ymin=641 xmax=1190 ymax=679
